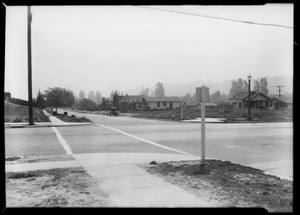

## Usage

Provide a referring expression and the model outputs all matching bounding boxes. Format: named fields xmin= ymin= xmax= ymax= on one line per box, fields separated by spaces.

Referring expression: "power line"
xmin=135 ymin=6 xmax=293 ymax=30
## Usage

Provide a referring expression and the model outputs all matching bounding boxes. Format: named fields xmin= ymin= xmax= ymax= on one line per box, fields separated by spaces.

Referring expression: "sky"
xmin=4 ymin=4 xmax=293 ymax=100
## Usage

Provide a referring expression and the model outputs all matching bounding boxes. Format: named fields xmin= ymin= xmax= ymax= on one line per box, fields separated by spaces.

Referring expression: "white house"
xmin=144 ymin=97 xmax=181 ymax=110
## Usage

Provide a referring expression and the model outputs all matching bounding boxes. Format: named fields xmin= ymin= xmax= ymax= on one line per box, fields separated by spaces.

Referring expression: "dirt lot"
xmin=127 ymin=107 xmax=293 ymax=122
xmin=140 ymin=159 xmax=293 ymax=212
xmin=5 ymin=155 xmax=114 ymax=207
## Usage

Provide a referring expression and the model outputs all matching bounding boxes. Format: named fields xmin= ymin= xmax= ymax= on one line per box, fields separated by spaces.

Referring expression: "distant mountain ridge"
xmin=124 ymin=75 xmax=293 ymax=97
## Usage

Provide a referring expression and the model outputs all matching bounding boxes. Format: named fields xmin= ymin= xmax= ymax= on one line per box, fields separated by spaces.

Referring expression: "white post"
xmin=181 ymin=102 xmax=183 ymax=120
xmin=201 ymin=87 xmax=206 ymax=163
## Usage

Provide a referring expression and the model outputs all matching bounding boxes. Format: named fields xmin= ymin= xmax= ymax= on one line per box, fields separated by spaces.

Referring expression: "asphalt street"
xmin=5 ymin=109 xmax=293 ymax=178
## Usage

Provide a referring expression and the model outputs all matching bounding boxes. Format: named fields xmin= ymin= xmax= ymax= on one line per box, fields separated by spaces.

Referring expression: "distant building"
xmin=118 ymin=95 xmax=181 ymax=110
xmin=229 ymin=91 xmax=271 ymax=109
xmin=144 ymin=97 xmax=181 ymax=110
xmin=196 ymin=86 xmax=209 ymax=102
xmin=4 ymin=92 xmax=11 ymax=100
xmin=269 ymin=97 xmax=293 ymax=110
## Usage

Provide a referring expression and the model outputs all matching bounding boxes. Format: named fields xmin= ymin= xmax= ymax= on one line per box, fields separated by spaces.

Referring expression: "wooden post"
xmin=201 ymin=86 xmax=206 ymax=163
xmin=27 ymin=6 xmax=34 ymax=125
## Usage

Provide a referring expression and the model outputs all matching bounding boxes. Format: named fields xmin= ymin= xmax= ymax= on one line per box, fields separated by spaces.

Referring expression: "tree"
xmin=229 ymin=78 xmax=243 ymax=97
xmin=88 ymin=90 xmax=95 ymax=102
xmin=253 ymin=79 xmax=260 ymax=93
xmin=260 ymin=77 xmax=269 ymax=95
xmin=36 ymin=90 xmax=46 ymax=109
xmin=154 ymin=82 xmax=165 ymax=97
xmin=182 ymin=93 xmax=192 ymax=103
xmin=44 ymin=87 xmax=76 ymax=111
xmin=242 ymin=80 xmax=249 ymax=92
xmin=112 ymin=91 xmax=119 ymax=109
xmin=140 ymin=87 xmax=150 ymax=96
xmin=100 ymin=97 xmax=110 ymax=110
xmin=212 ymin=90 xmax=221 ymax=103
xmin=75 ymin=98 xmax=97 ymax=111
xmin=95 ymin=91 xmax=102 ymax=105
xmin=78 ymin=90 xmax=86 ymax=101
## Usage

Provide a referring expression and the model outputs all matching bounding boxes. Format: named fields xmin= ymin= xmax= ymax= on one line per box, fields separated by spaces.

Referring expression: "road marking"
xmin=96 ymin=123 xmax=193 ymax=156
xmin=59 ymin=131 xmax=118 ymax=135
xmin=51 ymin=127 xmax=73 ymax=155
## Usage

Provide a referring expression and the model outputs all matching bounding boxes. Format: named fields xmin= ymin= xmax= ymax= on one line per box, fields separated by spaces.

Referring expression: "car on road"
xmin=107 ymin=107 xmax=119 ymax=116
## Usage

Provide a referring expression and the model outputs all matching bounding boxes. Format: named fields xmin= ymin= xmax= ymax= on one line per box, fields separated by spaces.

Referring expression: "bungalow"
xmin=229 ymin=91 xmax=270 ymax=109
xmin=269 ymin=97 xmax=293 ymax=110
xmin=119 ymin=95 xmax=181 ymax=110
xmin=118 ymin=95 xmax=147 ymax=110
xmin=143 ymin=97 xmax=181 ymax=110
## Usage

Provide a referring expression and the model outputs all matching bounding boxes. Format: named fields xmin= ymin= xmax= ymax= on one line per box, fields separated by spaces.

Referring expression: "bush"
xmin=64 ymin=111 xmax=68 ymax=116
xmin=13 ymin=117 xmax=23 ymax=122
xmin=53 ymin=111 xmax=57 ymax=116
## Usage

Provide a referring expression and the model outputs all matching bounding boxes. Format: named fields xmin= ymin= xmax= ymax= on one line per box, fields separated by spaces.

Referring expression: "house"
xmin=185 ymin=101 xmax=218 ymax=109
xmin=4 ymin=92 xmax=11 ymax=100
xmin=118 ymin=95 xmax=147 ymax=110
xmin=269 ymin=97 xmax=293 ymax=110
xmin=143 ymin=97 xmax=181 ymax=110
xmin=119 ymin=95 xmax=181 ymax=110
xmin=229 ymin=91 xmax=271 ymax=109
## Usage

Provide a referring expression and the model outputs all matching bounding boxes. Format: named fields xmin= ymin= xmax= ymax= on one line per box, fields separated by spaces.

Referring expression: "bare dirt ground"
xmin=5 ymin=155 xmax=115 ymax=207
xmin=140 ymin=159 xmax=293 ymax=212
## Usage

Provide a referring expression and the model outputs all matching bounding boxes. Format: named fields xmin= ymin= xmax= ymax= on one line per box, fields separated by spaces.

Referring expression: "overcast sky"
xmin=5 ymin=4 xmax=293 ymax=99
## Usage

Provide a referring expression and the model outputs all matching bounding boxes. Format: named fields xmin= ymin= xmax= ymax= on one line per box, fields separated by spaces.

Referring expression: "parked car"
xmin=107 ymin=107 xmax=119 ymax=116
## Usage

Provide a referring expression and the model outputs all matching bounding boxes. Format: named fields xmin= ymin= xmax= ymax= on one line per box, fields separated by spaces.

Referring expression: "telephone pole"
xmin=276 ymin=86 xmax=284 ymax=98
xmin=27 ymin=6 xmax=34 ymax=125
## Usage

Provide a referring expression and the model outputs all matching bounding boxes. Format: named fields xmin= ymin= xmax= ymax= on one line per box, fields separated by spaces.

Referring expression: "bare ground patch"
xmin=140 ymin=159 xmax=293 ymax=212
xmin=6 ymin=167 xmax=115 ymax=207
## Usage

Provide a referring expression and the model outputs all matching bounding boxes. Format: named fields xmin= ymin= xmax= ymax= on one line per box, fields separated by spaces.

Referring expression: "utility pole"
xmin=276 ymin=86 xmax=284 ymax=98
xmin=200 ymin=86 xmax=206 ymax=172
xmin=27 ymin=6 xmax=34 ymax=125
xmin=180 ymin=101 xmax=184 ymax=120
xmin=247 ymin=74 xmax=252 ymax=121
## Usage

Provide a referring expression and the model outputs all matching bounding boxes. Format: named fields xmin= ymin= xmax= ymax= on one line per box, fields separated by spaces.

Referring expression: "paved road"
xmin=5 ymin=109 xmax=293 ymax=178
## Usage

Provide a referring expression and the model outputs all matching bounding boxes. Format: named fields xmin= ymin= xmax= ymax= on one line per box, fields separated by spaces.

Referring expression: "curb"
xmin=5 ymin=123 xmax=95 ymax=129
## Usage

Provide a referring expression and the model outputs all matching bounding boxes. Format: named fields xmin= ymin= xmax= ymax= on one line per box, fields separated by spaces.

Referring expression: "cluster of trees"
xmin=35 ymin=87 xmax=112 ymax=111
xmin=139 ymin=82 xmax=165 ymax=97
xmin=229 ymin=77 xmax=269 ymax=97
xmin=35 ymin=87 xmax=76 ymax=111
xmin=253 ymin=77 xmax=268 ymax=95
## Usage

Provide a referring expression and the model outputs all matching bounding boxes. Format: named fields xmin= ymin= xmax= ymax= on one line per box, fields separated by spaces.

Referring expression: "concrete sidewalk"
xmin=72 ymin=153 xmax=212 ymax=207
xmin=5 ymin=160 xmax=80 ymax=172
xmin=182 ymin=118 xmax=227 ymax=123
xmin=4 ymin=111 xmax=93 ymax=128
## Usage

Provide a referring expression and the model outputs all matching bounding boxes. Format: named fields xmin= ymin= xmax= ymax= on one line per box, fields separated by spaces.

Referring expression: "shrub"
xmin=53 ymin=111 xmax=57 ymax=116
xmin=64 ymin=111 xmax=68 ymax=116
xmin=13 ymin=117 xmax=23 ymax=122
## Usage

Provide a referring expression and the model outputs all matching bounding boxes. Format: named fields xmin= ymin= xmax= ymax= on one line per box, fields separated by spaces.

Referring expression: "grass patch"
xmin=5 ymin=101 xmax=50 ymax=123
xmin=6 ymin=167 xmax=114 ymax=207
xmin=44 ymin=108 xmax=92 ymax=123
xmin=143 ymin=159 xmax=293 ymax=212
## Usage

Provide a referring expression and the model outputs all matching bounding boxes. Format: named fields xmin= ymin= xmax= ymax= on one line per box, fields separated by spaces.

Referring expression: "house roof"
xmin=144 ymin=96 xmax=181 ymax=102
xmin=230 ymin=91 xmax=270 ymax=101
xmin=119 ymin=95 xmax=145 ymax=103
xmin=245 ymin=92 xmax=270 ymax=101
xmin=271 ymin=96 xmax=293 ymax=104
xmin=229 ymin=92 xmax=256 ymax=100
